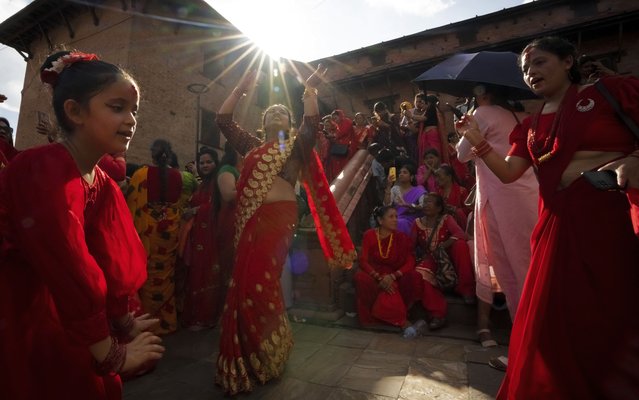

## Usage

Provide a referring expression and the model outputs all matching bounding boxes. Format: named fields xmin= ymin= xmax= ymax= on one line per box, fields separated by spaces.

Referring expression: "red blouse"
xmin=359 ymin=228 xmax=415 ymax=276
xmin=509 ymin=76 xmax=639 ymax=161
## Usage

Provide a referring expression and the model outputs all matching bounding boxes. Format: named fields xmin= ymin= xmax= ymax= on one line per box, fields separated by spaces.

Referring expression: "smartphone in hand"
xmin=388 ymin=166 xmax=397 ymax=182
xmin=581 ymin=170 xmax=620 ymax=191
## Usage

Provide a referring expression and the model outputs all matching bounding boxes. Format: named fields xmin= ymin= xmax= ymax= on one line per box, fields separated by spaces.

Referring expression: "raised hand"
xmin=305 ymin=64 xmax=328 ymax=89
xmin=454 ymin=114 xmax=483 ymax=145
xmin=236 ymin=70 xmax=259 ymax=94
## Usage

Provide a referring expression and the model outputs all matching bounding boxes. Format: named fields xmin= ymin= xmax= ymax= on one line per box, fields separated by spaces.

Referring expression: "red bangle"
xmin=94 ymin=336 xmax=127 ymax=376
xmin=472 ymin=139 xmax=493 ymax=158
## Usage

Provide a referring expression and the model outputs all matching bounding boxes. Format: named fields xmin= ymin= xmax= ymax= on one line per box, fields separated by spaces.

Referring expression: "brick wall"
xmin=314 ymin=0 xmax=639 ymax=130
xmin=12 ymin=0 xmax=268 ymax=167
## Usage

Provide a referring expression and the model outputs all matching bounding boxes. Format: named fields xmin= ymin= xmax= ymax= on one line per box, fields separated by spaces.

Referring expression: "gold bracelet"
xmin=302 ymin=87 xmax=318 ymax=99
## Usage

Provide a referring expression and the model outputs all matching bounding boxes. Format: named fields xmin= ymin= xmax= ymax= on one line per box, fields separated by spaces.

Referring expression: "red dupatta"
xmin=235 ymin=133 xmax=356 ymax=269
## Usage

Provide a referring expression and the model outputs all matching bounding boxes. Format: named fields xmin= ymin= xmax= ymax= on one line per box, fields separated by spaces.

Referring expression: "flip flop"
xmin=477 ymin=328 xmax=498 ymax=348
xmin=488 ymin=356 xmax=508 ymax=372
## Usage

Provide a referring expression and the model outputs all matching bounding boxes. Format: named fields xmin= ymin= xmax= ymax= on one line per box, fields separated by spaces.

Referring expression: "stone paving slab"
xmin=124 ymin=321 xmax=507 ymax=400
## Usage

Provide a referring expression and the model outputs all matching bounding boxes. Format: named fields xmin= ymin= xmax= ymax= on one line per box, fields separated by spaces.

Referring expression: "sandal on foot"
xmin=428 ymin=317 xmax=446 ymax=331
xmin=488 ymin=356 xmax=508 ymax=372
xmin=403 ymin=319 xmax=426 ymax=339
xmin=477 ymin=328 xmax=498 ymax=348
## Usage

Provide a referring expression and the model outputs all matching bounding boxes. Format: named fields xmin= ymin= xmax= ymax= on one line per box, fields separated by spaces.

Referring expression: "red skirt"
xmin=215 ymin=201 xmax=297 ymax=395
xmin=497 ymin=178 xmax=639 ymax=399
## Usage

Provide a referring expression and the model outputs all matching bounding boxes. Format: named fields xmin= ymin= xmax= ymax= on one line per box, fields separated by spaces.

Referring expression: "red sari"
xmin=354 ymin=229 xmax=418 ymax=327
xmin=182 ymin=178 xmax=221 ymax=328
xmin=0 ymin=144 xmax=146 ymax=400
xmin=499 ymin=77 xmax=639 ymax=399
xmin=215 ymin=114 xmax=356 ymax=395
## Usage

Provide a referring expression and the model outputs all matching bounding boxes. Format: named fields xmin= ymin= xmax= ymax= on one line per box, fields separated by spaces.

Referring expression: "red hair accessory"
xmin=41 ymin=51 xmax=99 ymax=87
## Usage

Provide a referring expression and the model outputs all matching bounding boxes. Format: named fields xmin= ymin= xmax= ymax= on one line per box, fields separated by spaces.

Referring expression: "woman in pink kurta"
xmin=456 ymin=86 xmax=538 ymax=334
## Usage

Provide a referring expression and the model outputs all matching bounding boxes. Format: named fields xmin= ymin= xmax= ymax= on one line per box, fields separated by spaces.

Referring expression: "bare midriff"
xmin=264 ymin=176 xmax=297 ymax=203
xmin=558 ymin=150 xmax=625 ymax=189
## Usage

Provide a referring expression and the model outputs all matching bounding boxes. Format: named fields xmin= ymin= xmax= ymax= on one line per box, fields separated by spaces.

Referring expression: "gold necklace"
xmin=376 ymin=229 xmax=393 ymax=259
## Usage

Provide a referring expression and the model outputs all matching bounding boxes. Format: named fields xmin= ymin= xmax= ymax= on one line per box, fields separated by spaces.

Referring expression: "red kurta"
xmin=499 ymin=76 xmax=639 ymax=399
xmin=0 ymin=144 xmax=147 ymax=400
xmin=355 ymin=229 xmax=418 ymax=327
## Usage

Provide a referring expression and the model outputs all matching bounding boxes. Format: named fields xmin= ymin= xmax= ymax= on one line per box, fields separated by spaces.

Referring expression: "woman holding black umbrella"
xmin=456 ymin=36 xmax=639 ymax=399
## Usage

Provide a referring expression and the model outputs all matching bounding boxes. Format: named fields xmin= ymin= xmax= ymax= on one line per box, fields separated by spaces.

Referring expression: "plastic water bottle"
xmin=403 ymin=319 xmax=426 ymax=339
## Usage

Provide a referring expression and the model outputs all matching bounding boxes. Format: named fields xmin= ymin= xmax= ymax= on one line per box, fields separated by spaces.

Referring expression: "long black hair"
xmin=150 ymin=139 xmax=172 ymax=203
xmin=196 ymin=146 xmax=219 ymax=181
xmin=423 ymin=95 xmax=439 ymax=127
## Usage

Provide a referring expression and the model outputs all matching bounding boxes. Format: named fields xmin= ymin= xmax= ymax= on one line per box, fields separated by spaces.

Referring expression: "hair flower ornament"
xmin=40 ymin=51 xmax=99 ymax=87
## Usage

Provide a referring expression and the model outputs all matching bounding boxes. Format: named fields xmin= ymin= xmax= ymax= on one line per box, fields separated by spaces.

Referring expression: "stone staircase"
xmin=286 ymin=149 xmax=512 ymax=343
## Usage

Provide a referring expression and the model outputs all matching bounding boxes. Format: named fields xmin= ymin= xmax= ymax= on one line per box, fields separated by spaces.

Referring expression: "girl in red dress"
xmin=0 ymin=51 xmax=164 ymax=400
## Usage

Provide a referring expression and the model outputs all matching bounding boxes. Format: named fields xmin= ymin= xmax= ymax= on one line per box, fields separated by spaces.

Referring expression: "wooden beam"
xmin=59 ymin=10 xmax=75 ymax=39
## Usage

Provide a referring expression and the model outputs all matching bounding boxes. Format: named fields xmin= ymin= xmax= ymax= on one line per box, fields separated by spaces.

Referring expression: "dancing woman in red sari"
xmin=0 ymin=51 xmax=163 ymax=400
xmin=214 ymin=67 xmax=356 ymax=395
xmin=457 ymin=37 xmax=639 ymax=399
xmin=354 ymin=206 xmax=419 ymax=329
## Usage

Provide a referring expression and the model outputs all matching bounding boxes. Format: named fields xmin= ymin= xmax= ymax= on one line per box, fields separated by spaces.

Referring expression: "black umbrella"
xmin=414 ymin=51 xmax=537 ymax=100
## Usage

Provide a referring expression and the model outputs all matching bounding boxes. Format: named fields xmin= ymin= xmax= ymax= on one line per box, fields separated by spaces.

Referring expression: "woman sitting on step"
xmin=354 ymin=206 xmax=422 ymax=334
xmin=410 ymin=193 xmax=476 ymax=330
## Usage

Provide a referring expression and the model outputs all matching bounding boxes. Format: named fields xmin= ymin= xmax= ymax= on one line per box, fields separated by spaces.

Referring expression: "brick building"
xmin=2 ymin=0 xmax=638 ymax=164
xmin=0 ymin=0 xmax=304 ymax=165
xmin=313 ymin=0 xmax=639 ymax=132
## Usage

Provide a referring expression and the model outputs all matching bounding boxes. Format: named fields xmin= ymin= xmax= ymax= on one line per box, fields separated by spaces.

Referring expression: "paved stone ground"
xmin=124 ymin=318 xmax=509 ymax=400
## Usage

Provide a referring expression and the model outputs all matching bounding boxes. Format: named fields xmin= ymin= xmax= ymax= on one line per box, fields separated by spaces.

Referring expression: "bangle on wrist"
xmin=302 ymin=87 xmax=318 ymax=100
xmin=112 ymin=313 xmax=134 ymax=338
xmin=94 ymin=336 xmax=127 ymax=376
xmin=471 ymin=139 xmax=493 ymax=158
xmin=232 ymin=87 xmax=246 ymax=97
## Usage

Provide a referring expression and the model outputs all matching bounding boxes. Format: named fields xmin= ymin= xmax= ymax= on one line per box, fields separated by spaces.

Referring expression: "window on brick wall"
xmin=199 ymin=109 xmax=220 ymax=149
